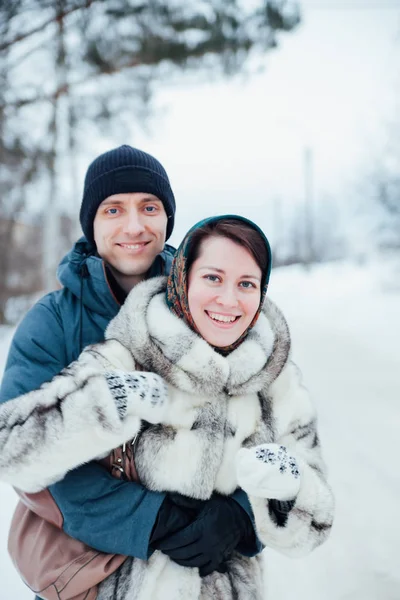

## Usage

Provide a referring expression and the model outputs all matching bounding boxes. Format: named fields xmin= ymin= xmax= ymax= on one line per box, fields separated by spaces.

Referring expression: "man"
xmin=0 ymin=145 xmax=262 ymax=597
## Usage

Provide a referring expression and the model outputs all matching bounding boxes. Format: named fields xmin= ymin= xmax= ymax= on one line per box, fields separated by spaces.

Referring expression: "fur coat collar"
xmin=106 ymin=276 xmax=291 ymax=396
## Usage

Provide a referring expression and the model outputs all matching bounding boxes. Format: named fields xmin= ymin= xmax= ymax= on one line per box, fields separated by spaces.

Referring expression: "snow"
xmin=265 ymin=262 xmax=400 ymax=600
xmin=1 ymin=262 xmax=399 ymax=599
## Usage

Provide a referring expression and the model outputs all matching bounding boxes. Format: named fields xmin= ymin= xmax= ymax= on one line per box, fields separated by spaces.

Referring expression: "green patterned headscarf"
xmin=166 ymin=215 xmax=272 ymax=355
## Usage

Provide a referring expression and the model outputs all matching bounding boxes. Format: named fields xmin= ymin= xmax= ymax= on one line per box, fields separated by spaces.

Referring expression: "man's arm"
xmin=0 ymin=299 xmax=165 ymax=560
xmin=49 ymin=461 xmax=165 ymax=560
xmin=0 ymin=298 xmax=68 ymax=404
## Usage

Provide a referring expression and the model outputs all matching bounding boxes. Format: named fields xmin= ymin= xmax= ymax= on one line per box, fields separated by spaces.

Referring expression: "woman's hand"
xmin=104 ymin=370 xmax=169 ymax=424
xmin=236 ymin=443 xmax=301 ymax=501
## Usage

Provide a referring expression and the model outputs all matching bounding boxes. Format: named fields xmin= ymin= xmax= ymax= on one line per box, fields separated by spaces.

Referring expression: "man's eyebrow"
xmin=100 ymin=195 xmax=162 ymax=206
xmin=100 ymin=198 xmax=125 ymax=206
xmin=139 ymin=196 xmax=162 ymax=203
xmin=198 ymin=266 xmax=261 ymax=281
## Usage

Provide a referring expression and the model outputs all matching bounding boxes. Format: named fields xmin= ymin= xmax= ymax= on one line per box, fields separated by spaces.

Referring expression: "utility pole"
xmin=43 ymin=98 xmax=61 ymax=292
xmin=272 ymin=196 xmax=283 ymax=266
xmin=303 ymin=146 xmax=314 ymax=267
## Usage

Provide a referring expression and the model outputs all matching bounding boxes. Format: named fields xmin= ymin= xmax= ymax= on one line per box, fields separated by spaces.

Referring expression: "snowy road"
xmin=1 ymin=264 xmax=399 ymax=599
xmin=265 ymin=265 xmax=400 ymax=600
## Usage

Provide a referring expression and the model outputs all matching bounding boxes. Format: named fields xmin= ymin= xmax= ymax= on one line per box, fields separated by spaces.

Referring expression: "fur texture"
xmin=0 ymin=276 xmax=334 ymax=599
xmin=103 ymin=276 xmax=334 ymax=599
xmin=0 ymin=340 xmax=169 ymax=491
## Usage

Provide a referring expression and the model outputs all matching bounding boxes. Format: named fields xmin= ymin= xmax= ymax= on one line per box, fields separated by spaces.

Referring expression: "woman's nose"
xmin=215 ymin=287 xmax=239 ymax=308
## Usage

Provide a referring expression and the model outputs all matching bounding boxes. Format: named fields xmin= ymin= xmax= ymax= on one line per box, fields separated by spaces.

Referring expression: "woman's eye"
xmin=240 ymin=281 xmax=255 ymax=289
xmin=204 ymin=274 xmax=220 ymax=283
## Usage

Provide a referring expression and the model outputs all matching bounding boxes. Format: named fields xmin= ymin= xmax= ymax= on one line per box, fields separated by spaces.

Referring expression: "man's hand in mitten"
xmin=150 ymin=493 xmax=205 ymax=549
xmin=155 ymin=493 xmax=256 ymax=577
xmin=104 ymin=370 xmax=169 ymax=424
xmin=236 ymin=443 xmax=301 ymax=501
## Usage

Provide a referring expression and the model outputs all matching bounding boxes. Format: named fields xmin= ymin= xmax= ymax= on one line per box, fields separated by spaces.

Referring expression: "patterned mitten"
xmin=236 ymin=443 xmax=301 ymax=501
xmin=104 ymin=370 xmax=168 ymax=424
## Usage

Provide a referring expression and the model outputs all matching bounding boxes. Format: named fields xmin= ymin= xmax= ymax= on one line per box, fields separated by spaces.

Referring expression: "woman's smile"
xmin=205 ymin=311 xmax=242 ymax=327
xmin=188 ymin=236 xmax=261 ymax=347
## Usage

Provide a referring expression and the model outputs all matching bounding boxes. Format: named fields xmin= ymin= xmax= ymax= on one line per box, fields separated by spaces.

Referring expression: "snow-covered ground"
xmin=1 ymin=261 xmax=399 ymax=600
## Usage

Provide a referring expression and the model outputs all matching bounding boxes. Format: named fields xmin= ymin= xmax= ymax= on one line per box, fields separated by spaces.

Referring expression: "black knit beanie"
xmin=80 ymin=145 xmax=176 ymax=246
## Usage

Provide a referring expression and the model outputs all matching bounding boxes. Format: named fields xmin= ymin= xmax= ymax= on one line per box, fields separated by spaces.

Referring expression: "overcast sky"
xmin=86 ymin=0 xmax=400 ymax=248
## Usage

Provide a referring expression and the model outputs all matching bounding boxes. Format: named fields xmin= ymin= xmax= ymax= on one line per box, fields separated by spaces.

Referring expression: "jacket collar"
xmin=56 ymin=237 xmax=175 ymax=319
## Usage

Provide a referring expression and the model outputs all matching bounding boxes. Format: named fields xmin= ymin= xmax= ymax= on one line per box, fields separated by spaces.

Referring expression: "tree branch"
xmin=0 ymin=0 xmax=95 ymax=52
xmin=1 ymin=32 xmax=261 ymax=109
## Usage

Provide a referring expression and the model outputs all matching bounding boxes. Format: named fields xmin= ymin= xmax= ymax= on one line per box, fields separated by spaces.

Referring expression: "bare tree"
xmin=0 ymin=0 xmax=301 ymax=293
xmin=0 ymin=163 xmax=44 ymax=324
xmin=0 ymin=5 xmax=45 ymax=322
xmin=363 ymin=116 xmax=400 ymax=257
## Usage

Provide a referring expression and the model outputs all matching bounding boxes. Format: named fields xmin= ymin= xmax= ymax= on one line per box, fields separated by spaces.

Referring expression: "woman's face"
xmin=187 ymin=235 xmax=262 ymax=347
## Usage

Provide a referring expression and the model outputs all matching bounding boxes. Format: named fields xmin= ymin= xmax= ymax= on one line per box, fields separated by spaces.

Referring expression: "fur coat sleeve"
xmin=238 ymin=359 xmax=334 ymax=557
xmin=0 ymin=340 xmax=169 ymax=492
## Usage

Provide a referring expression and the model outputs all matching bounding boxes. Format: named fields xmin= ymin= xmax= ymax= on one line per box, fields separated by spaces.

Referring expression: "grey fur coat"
xmin=0 ymin=276 xmax=334 ymax=600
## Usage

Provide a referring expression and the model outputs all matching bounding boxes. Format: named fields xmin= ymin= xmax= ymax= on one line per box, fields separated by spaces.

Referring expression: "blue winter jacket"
xmin=0 ymin=238 xmax=262 ymax=568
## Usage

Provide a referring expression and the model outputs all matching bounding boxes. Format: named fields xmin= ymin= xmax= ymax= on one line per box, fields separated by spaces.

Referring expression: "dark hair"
xmin=186 ymin=218 xmax=269 ymax=278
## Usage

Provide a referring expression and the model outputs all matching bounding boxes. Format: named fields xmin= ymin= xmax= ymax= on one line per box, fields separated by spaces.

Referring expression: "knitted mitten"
xmin=104 ymin=370 xmax=168 ymax=424
xmin=236 ymin=443 xmax=301 ymax=501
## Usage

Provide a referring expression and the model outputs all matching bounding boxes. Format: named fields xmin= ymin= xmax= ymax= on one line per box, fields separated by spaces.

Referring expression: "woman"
xmin=0 ymin=215 xmax=334 ymax=600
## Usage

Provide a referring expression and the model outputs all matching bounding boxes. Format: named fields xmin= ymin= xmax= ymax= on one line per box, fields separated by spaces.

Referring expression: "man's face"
xmin=93 ymin=192 xmax=168 ymax=292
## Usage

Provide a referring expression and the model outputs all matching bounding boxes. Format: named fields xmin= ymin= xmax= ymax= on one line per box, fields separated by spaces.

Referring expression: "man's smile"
xmin=115 ymin=241 xmax=151 ymax=252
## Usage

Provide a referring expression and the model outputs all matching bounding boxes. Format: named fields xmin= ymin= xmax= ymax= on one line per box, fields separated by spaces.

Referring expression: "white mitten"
xmin=236 ymin=443 xmax=301 ymax=501
xmin=104 ymin=370 xmax=168 ymax=424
